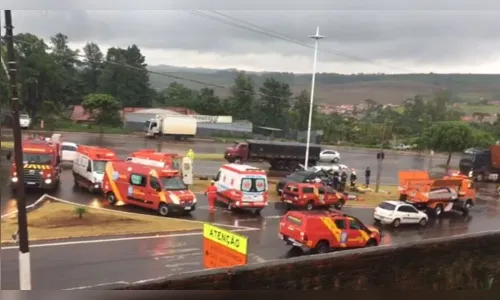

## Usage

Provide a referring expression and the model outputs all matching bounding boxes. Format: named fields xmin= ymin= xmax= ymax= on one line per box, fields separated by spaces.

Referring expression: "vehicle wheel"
xmin=88 ymin=185 xmax=94 ymax=193
xmin=434 ymin=204 xmax=444 ymax=217
xmin=399 ymin=194 xmax=407 ymax=201
xmin=73 ymin=177 xmax=79 ymax=188
xmin=374 ymin=218 xmax=381 ymax=224
xmin=332 ymin=157 xmax=340 ymax=164
xmin=306 ymin=200 xmax=314 ymax=211
xmin=158 ymin=203 xmax=170 ymax=216
xmin=365 ymin=239 xmax=377 ymax=247
xmin=227 ymin=202 xmax=233 ymax=211
xmin=392 ymin=218 xmax=401 ymax=228
xmin=419 ymin=218 xmax=428 ymax=227
xmin=462 ymin=200 xmax=473 ymax=215
xmin=314 ymin=241 xmax=330 ymax=254
xmin=234 ymin=157 xmax=242 ymax=164
xmin=334 ymin=200 xmax=344 ymax=210
xmin=106 ymin=192 xmax=117 ymax=206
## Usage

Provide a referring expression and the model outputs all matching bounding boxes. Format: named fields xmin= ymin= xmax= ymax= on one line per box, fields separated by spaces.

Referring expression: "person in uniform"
xmin=340 ymin=171 xmax=348 ymax=192
xmin=204 ymin=180 xmax=217 ymax=213
xmin=187 ymin=149 xmax=194 ymax=162
xmin=350 ymin=169 xmax=357 ymax=191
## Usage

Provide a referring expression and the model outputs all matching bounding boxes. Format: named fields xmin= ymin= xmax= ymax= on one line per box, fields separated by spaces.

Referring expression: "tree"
xmin=81 ymin=42 xmax=103 ymax=94
xmin=81 ymin=93 xmax=121 ymax=131
xmin=254 ymin=78 xmax=292 ymax=128
xmin=196 ymin=88 xmax=224 ymax=115
xmin=291 ymin=89 xmax=317 ymax=131
xmin=418 ymin=122 xmax=474 ymax=167
xmin=229 ymin=72 xmax=255 ymax=121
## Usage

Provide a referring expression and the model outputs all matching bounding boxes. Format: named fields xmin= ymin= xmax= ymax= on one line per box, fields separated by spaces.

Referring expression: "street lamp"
xmin=304 ymin=26 xmax=324 ymax=169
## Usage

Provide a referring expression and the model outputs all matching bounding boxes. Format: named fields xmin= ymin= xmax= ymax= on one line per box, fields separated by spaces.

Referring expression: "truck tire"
xmin=106 ymin=192 xmax=117 ymax=206
xmin=314 ymin=240 xmax=330 ymax=254
xmin=434 ymin=204 xmax=444 ymax=217
xmin=158 ymin=203 xmax=170 ymax=216
xmin=306 ymin=200 xmax=314 ymax=211
xmin=276 ymin=160 xmax=286 ymax=171
xmin=475 ymin=173 xmax=484 ymax=182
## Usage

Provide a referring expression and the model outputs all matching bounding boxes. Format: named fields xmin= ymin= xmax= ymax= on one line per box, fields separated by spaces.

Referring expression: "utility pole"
xmin=375 ymin=118 xmax=388 ymax=193
xmin=4 ymin=10 xmax=32 ymax=290
xmin=304 ymin=26 xmax=324 ymax=169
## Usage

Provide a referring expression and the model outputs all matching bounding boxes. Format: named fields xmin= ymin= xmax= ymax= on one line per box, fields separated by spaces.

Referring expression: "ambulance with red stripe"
xmin=102 ymin=161 xmax=196 ymax=216
xmin=125 ymin=149 xmax=193 ymax=185
xmin=213 ymin=164 xmax=268 ymax=214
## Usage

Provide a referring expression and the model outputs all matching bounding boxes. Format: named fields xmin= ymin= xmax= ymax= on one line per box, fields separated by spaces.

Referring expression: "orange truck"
xmin=405 ymin=177 xmax=476 ymax=217
xmin=7 ymin=135 xmax=62 ymax=191
xmin=101 ymin=161 xmax=197 ymax=216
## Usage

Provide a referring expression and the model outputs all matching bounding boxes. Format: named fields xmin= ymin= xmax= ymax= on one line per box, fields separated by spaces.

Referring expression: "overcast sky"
xmin=2 ymin=4 xmax=500 ymax=73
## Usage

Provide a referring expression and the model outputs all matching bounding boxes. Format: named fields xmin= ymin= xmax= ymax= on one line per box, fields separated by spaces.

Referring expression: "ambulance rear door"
xmin=181 ymin=157 xmax=193 ymax=185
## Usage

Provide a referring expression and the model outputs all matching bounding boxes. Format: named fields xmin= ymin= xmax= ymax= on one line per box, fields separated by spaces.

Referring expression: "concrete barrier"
xmin=118 ymin=231 xmax=500 ymax=290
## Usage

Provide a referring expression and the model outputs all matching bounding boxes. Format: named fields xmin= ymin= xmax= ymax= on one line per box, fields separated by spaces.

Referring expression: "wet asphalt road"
xmin=2 ymin=131 xmax=460 ymax=184
xmin=1 ymin=168 xmax=499 ymax=290
xmin=1 ymin=132 xmax=499 ymax=289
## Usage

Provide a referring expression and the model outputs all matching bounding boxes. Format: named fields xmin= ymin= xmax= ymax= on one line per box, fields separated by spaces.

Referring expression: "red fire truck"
xmin=7 ymin=135 xmax=62 ymax=191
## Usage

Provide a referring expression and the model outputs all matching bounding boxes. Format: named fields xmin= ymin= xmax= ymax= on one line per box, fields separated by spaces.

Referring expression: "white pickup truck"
xmin=19 ymin=114 xmax=31 ymax=129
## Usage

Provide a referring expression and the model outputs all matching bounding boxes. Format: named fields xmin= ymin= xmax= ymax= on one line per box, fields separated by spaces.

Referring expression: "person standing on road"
xmin=205 ymin=180 xmax=217 ymax=213
xmin=365 ymin=167 xmax=371 ymax=188
xmin=187 ymin=149 xmax=194 ymax=162
xmin=350 ymin=169 xmax=357 ymax=191
xmin=340 ymin=171 xmax=347 ymax=192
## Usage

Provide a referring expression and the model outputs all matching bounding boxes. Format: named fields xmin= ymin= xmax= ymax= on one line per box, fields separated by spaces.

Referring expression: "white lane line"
xmin=0 ymin=227 xmax=260 ymax=251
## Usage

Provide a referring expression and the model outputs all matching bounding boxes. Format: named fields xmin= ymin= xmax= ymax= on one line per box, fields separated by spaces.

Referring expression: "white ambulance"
xmin=212 ymin=163 xmax=268 ymax=214
xmin=73 ymin=145 xmax=118 ymax=193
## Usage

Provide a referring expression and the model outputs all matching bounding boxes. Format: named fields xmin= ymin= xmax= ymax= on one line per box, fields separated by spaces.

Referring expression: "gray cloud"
xmin=3 ymin=6 xmax=500 ymax=69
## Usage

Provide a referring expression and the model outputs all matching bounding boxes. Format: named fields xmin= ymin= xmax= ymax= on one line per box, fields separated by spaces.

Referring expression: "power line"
xmin=8 ymin=36 xmax=301 ymax=103
xmin=188 ymin=10 xmax=415 ymax=73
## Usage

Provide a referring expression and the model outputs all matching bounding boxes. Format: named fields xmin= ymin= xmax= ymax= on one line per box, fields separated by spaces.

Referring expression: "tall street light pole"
xmin=4 ymin=10 xmax=32 ymax=290
xmin=304 ymin=26 xmax=324 ymax=169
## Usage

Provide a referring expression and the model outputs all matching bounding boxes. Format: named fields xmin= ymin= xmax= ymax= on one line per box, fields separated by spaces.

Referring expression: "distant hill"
xmin=148 ymin=65 xmax=500 ymax=105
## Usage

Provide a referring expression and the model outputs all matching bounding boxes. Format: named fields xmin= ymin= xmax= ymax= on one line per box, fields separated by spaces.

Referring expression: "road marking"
xmin=0 ymin=228 xmax=260 ymax=251
xmin=249 ymin=253 xmax=268 ymax=263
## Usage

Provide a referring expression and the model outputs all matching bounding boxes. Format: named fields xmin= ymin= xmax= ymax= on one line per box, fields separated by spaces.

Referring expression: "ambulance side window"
xmin=130 ymin=174 xmax=147 ymax=187
xmin=86 ymin=160 xmax=92 ymax=172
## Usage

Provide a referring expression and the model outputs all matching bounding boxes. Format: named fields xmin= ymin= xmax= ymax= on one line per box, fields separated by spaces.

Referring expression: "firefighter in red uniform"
xmin=205 ymin=180 xmax=217 ymax=213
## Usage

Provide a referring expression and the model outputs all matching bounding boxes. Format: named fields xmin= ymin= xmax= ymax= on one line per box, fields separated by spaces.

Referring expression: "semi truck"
xmin=144 ymin=115 xmax=197 ymax=141
xmin=224 ymin=139 xmax=321 ymax=171
xmin=458 ymin=144 xmax=500 ymax=182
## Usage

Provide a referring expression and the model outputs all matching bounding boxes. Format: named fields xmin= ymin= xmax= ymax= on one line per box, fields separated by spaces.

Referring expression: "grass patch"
xmin=1 ymin=141 xmax=13 ymax=149
xmin=195 ymin=153 xmax=225 ymax=160
xmin=349 ymin=185 xmax=399 ymax=207
xmin=191 ymin=179 xmax=279 ymax=202
xmin=0 ymin=201 xmax=201 ymax=244
xmin=455 ymin=104 xmax=500 ymax=115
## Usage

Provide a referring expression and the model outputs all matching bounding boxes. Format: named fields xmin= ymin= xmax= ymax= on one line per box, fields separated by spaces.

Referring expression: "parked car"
xmin=61 ymin=142 xmax=78 ymax=163
xmin=276 ymin=170 xmax=330 ymax=196
xmin=392 ymin=144 xmax=411 ymax=150
xmin=319 ymin=150 xmax=340 ymax=163
xmin=19 ymin=114 xmax=31 ymax=129
xmin=309 ymin=164 xmax=348 ymax=173
xmin=279 ymin=210 xmax=381 ymax=253
xmin=373 ymin=200 xmax=428 ymax=228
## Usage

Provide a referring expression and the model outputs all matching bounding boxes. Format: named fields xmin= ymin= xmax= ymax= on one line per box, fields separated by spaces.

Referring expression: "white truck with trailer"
xmin=144 ymin=115 xmax=197 ymax=141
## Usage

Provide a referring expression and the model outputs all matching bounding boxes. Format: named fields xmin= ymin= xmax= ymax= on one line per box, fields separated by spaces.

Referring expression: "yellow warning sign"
xmin=203 ymin=223 xmax=248 ymax=255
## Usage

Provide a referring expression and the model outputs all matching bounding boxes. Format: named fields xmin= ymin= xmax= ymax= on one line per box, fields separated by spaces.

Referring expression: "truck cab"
xmin=459 ymin=145 xmax=500 ymax=182
xmin=8 ymin=135 xmax=62 ymax=191
xmin=144 ymin=118 xmax=160 ymax=137
xmin=224 ymin=142 xmax=249 ymax=164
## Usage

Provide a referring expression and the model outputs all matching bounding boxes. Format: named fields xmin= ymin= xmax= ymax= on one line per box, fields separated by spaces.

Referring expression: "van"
xmin=125 ymin=149 xmax=193 ymax=185
xmin=73 ymin=145 xmax=118 ymax=193
xmin=279 ymin=210 xmax=381 ymax=253
xmin=102 ymin=161 xmax=196 ymax=216
xmin=213 ymin=163 xmax=268 ymax=214
xmin=281 ymin=182 xmax=345 ymax=211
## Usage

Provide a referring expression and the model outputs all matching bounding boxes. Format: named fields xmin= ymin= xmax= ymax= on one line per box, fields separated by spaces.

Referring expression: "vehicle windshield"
xmin=287 ymin=172 xmax=308 ymax=181
xmin=20 ymin=115 xmax=29 ymax=119
xmin=22 ymin=153 xmax=52 ymax=164
xmin=144 ymin=120 xmax=151 ymax=128
xmin=93 ymin=160 xmax=107 ymax=174
xmin=160 ymin=176 xmax=187 ymax=191
xmin=460 ymin=153 xmax=475 ymax=162
xmin=378 ymin=202 xmax=396 ymax=211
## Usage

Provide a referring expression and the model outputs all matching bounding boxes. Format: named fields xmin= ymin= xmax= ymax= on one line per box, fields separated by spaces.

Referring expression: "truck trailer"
xmin=144 ymin=115 xmax=197 ymax=141
xmin=224 ymin=139 xmax=321 ymax=171
xmin=458 ymin=144 xmax=500 ymax=182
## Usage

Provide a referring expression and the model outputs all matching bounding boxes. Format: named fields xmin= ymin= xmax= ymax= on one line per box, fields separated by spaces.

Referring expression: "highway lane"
xmin=2 ymin=200 xmax=499 ymax=290
xmin=1 ymin=131 xmax=460 ymax=184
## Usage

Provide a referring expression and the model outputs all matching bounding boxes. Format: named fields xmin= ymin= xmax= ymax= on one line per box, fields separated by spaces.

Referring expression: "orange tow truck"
xmin=7 ymin=135 xmax=62 ymax=191
xmin=405 ymin=176 xmax=476 ymax=217
xmin=398 ymin=170 xmax=430 ymax=201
